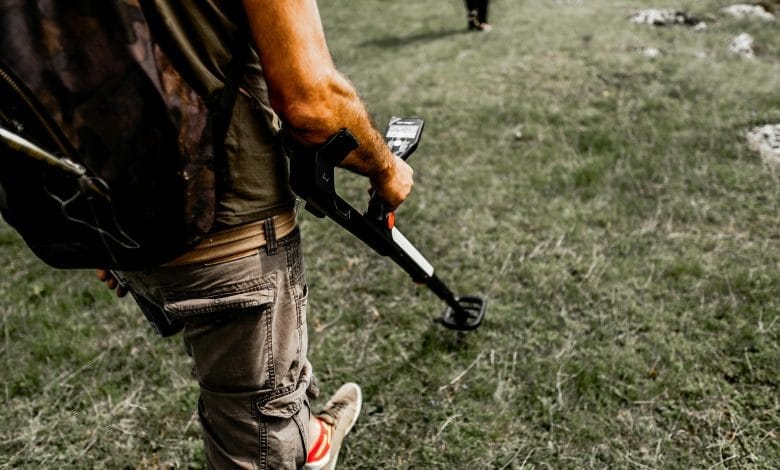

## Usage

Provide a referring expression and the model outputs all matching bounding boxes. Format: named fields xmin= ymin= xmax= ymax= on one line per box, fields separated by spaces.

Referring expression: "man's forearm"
xmin=283 ymin=69 xmax=396 ymax=184
xmin=241 ymin=0 xmax=397 ymax=184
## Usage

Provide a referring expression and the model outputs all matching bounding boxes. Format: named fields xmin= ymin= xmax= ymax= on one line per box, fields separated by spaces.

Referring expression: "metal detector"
xmin=287 ymin=117 xmax=487 ymax=330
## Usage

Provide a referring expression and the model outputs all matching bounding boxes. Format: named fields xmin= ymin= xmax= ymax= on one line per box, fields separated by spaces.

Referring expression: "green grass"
xmin=1 ymin=0 xmax=779 ymax=467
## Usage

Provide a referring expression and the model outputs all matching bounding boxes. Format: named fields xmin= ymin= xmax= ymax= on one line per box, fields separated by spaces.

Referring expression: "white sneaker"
xmin=305 ymin=383 xmax=362 ymax=470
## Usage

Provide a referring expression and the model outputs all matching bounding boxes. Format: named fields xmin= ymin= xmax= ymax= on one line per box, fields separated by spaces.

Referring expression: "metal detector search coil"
xmin=286 ymin=117 xmax=486 ymax=331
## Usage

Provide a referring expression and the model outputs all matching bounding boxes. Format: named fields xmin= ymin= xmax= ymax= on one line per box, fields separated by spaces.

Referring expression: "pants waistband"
xmin=162 ymin=210 xmax=297 ymax=267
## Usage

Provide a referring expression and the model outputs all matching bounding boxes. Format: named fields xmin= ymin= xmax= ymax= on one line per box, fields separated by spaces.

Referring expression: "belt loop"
xmin=264 ymin=217 xmax=278 ymax=256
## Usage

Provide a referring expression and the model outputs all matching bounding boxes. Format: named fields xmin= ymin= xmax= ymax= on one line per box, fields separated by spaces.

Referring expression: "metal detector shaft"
xmin=286 ymin=124 xmax=485 ymax=330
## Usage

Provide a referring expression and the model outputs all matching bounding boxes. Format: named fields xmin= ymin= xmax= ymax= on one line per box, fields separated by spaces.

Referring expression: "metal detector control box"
xmin=286 ymin=117 xmax=486 ymax=331
xmin=384 ymin=117 xmax=424 ymax=159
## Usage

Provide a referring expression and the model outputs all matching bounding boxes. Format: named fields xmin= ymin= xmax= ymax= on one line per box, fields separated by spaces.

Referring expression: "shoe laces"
xmin=320 ymin=400 xmax=349 ymax=424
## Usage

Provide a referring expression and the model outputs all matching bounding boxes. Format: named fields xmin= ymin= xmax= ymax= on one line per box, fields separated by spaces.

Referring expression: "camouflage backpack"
xmin=0 ymin=1 xmax=242 ymax=270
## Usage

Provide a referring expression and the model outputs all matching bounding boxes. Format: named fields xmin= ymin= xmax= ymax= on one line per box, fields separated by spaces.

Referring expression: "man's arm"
xmin=241 ymin=0 xmax=413 ymax=210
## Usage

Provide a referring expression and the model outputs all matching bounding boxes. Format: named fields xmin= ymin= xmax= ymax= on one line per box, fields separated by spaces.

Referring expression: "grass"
xmin=1 ymin=0 xmax=779 ymax=467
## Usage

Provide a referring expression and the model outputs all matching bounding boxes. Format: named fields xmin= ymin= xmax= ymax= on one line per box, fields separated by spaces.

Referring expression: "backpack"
xmin=0 ymin=1 xmax=241 ymax=270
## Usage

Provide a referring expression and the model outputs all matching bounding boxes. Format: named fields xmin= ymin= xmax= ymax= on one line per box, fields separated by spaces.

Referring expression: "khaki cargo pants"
xmin=120 ymin=228 xmax=318 ymax=469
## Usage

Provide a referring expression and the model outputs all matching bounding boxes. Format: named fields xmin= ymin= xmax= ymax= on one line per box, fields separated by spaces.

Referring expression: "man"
xmin=98 ymin=1 xmax=413 ymax=468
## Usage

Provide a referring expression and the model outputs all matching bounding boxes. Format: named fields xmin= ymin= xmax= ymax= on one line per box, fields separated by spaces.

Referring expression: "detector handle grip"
xmin=365 ymin=117 xmax=425 ymax=224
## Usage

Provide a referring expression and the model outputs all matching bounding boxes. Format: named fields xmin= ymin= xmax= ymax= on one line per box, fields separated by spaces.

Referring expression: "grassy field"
xmin=1 ymin=0 xmax=779 ymax=468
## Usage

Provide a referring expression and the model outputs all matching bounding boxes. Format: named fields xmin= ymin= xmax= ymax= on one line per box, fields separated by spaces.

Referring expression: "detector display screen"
xmin=384 ymin=117 xmax=424 ymax=159
xmin=386 ymin=124 xmax=419 ymax=139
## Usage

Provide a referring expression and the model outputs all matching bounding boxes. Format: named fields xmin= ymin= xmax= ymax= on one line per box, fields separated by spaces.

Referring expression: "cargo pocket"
xmin=162 ymin=274 xmax=276 ymax=319
xmin=254 ymin=383 xmax=310 ymax=469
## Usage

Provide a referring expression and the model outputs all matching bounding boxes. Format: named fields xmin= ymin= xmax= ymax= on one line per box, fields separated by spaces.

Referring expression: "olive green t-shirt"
xmin=141 ymin=0 xmax=295 ymax=227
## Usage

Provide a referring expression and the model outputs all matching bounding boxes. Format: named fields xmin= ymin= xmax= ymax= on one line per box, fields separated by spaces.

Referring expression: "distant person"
xmin=465 ymin=0 xmax=491 ymax=31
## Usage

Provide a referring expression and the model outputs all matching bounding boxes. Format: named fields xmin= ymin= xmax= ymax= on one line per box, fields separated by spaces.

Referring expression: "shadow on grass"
xmin=419 ymin=319 xmax=482 ymax=354
xmin=358 ymin=28 xmax=466 ymax=48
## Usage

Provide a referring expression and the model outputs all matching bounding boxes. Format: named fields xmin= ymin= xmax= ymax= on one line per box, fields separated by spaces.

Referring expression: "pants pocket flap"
xmin=164 ymin=282 xmax=275 ymax=318
xmin=255 ymin=384 xmax=307 ymax=419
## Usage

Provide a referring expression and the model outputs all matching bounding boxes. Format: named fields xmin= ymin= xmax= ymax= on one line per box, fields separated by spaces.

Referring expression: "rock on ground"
xmin=747 ymin=124 xmax=780 ymax=168
xmin=629 ymin=9 xmax=702 ymax=26
xmin=728 ymin=33 xmax=756 ymax=57
xmin=721 ymin=4 xmax=775 ymax=20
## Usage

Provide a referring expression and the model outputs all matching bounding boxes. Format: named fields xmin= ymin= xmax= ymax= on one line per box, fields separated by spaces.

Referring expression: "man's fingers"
xmin=96 ymin=269 xmax=128 ymax=297
xmin=374 ymin=158 xmax=413 ymax=211
xmin=116 ymin=285 xmax=129 ymax=298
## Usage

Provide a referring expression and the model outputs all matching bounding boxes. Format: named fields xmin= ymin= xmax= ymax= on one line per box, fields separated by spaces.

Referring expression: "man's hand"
xmin=95 ymin=269 xmax=128 ymax=298
xmin=370 ymin=156 xmax=414 ymax=211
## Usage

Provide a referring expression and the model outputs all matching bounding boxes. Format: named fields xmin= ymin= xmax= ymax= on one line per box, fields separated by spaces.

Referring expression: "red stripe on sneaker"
xmin=307 ymin=419 xmax=331 ymax=463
